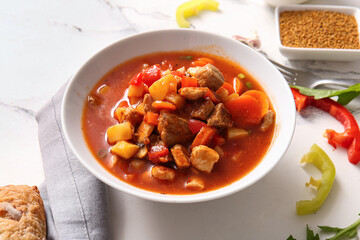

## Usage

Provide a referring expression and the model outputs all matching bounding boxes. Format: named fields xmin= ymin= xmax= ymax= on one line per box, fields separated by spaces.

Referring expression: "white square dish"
xmin=275 ymin=5 xmax=360 ymax=61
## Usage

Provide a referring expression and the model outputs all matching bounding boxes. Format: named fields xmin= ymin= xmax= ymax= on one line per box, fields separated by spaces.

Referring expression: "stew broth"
xmin=82 ymin=51 xmax=275 ymax=194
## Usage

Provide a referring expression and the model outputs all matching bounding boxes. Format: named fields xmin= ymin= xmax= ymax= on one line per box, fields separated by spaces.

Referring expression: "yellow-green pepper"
xmin=176 ymin=0 xmax=219 ymax=28
xmin=296 ymin=144 xmax=336 ymax=215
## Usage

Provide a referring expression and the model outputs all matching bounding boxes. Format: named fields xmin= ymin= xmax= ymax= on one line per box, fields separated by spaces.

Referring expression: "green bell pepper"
xmin=296 ymin=144 xmax=336 ymax=215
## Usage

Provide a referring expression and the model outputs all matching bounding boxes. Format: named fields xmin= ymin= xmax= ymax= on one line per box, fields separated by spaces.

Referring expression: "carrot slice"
xmin=221 ymin=82 xmax=235 ymax=94
xmin=152 ymin=101 xmax=177 ymax=111
xmin=181 ymin=76 xmax=198 ymax=88
xmin=192 ymin=60 xmax=207 ymax=67
xmin=204 ymin=89 xmax=220 ymax=104
xmin=198 ymin=57 xmax=214 ymax=65
xmin=144 ymin=112 xmax=159 ymax=125
xmin=243 ymin=90 xmax=269 ymax=117
xmin=191 ymin=126 xmax=217 ymax=150
xmin=118 ymin=100 xmax=129 ymax=108
xmin=191 ymin=57 xmax=215 ymax=67
xmin=234 ymin=77 xmax=244 ymax=94
xmin=224 ymin=95 xmax=262 ymax=127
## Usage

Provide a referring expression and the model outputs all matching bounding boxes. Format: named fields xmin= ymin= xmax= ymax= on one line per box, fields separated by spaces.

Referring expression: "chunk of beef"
xmin=260 ymin=110 xmax=275 ymax=132
xmin=158 ymin=112 xmax=193 ymax=147
xmin=186 ymin=177 xmax=205 ymax=191
xmin=143 ymin=93 xmax=154 ymax=113
xmin=190 ymin=145 xmax=219 ymax=173
xmin=171 ymin=144 xmax=191 ymax=169
xmin=195 ymin=64 xmax=224 ymax=91
xmin=116 ymin=107 xmax=143 ymax=126
xmin=207 ymin=103 xmax=233 ymax=128
xmin=190 ymin=98 xmax=214 ymax=121
xmin=178 ymin=87 xmax=208 ymax=100
xmin=151 ymin=166 xmax=176 ymax=181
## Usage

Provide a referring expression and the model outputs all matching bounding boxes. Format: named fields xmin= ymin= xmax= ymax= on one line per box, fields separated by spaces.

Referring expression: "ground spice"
xmin=279 ymin=10 xmax=360 ymax=49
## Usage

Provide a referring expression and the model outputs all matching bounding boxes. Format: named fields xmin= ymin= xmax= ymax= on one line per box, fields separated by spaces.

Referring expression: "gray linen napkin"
xmin=36 ymin=84 xmax=110 ymax=240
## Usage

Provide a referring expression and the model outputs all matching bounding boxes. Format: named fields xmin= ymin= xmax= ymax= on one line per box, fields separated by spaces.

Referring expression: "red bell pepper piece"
xmin=213 ymin=133 xmax=226 ymax=146
xmin=171 ymin=70 xmax=185 ymax=77
xmin=188 ymin=119 xmax=207 ymax=134
xmin=142 ymin=64 xmax=161 ymax=86
xmin=291 ymin=88 xmax=360 ymax=164
xmin=129 ymin=72 xmax=143 ymax=86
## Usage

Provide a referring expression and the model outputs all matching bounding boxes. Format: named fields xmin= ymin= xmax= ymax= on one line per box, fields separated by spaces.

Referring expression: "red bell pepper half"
xmin=291 ymin=88 xmax=360 ymax=164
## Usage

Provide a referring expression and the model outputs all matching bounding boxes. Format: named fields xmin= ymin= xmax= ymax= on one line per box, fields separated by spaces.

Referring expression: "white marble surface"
xmin=1 ymin=0 xmax=360 ymax=239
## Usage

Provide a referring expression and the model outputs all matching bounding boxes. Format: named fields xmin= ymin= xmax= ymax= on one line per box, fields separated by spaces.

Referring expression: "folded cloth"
xmin=36 ymin=83 xmax=110 ymax=240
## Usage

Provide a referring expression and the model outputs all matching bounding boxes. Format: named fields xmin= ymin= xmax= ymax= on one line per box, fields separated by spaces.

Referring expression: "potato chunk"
xmin=227 ymin=127 xmax=249 ymax=140
xmin=111 ymin=141 xmax=140 ymax=159
xmin=128 ymin=82 xmax=145 ymax=97
xmin=106 ymin=122 xmax=133 ymax=144
xmin=190 ymin=145 xmax=219 ymax=173
xmin=149 ymin=74 xmax=178 ymax=101
xmin=151 ymin=166 xmax=176 ymax=181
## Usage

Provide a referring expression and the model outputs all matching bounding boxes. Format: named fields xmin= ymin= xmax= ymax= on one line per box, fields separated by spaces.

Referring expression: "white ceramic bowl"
xmin=275 ymin=5 xmax=360 ymax=61
xmin=264 ymin=0 xmax=309 ymax=7
xmin=62 ymin=29 xmax=296 ymax=203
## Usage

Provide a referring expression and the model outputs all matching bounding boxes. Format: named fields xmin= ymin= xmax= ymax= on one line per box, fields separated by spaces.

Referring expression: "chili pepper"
xmin=291 ymin=88 xmax=360 ymax=164
xmin=176 ymin=0 xmax=219 ymax=28
xmin=296 ymin=144 xmax=336 ymax=216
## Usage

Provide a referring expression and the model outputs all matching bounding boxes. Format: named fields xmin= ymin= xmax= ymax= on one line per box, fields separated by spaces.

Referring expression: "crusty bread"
xmin=0 ymin=185 xmax=46 ymax=240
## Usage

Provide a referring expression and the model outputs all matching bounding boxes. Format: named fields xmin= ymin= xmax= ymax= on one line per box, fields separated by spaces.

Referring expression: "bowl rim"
xmin=61 ymin=28 xmax=296 ymax=203
xmin=275 ymin=4 xmax=360 ymax=52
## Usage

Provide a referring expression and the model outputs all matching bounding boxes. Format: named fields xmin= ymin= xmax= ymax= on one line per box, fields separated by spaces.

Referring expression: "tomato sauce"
xmin=82 ymin=51 xmax=275 ymax=194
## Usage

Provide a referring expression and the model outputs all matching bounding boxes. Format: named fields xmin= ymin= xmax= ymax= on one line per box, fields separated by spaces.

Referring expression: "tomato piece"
xmin=142 ymin=64 xmax=161 ymax=86
xmin=188 ymin=119 xmax=207 ymax=134
xmin=148 ymin=144 xmax=169 ymax=161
